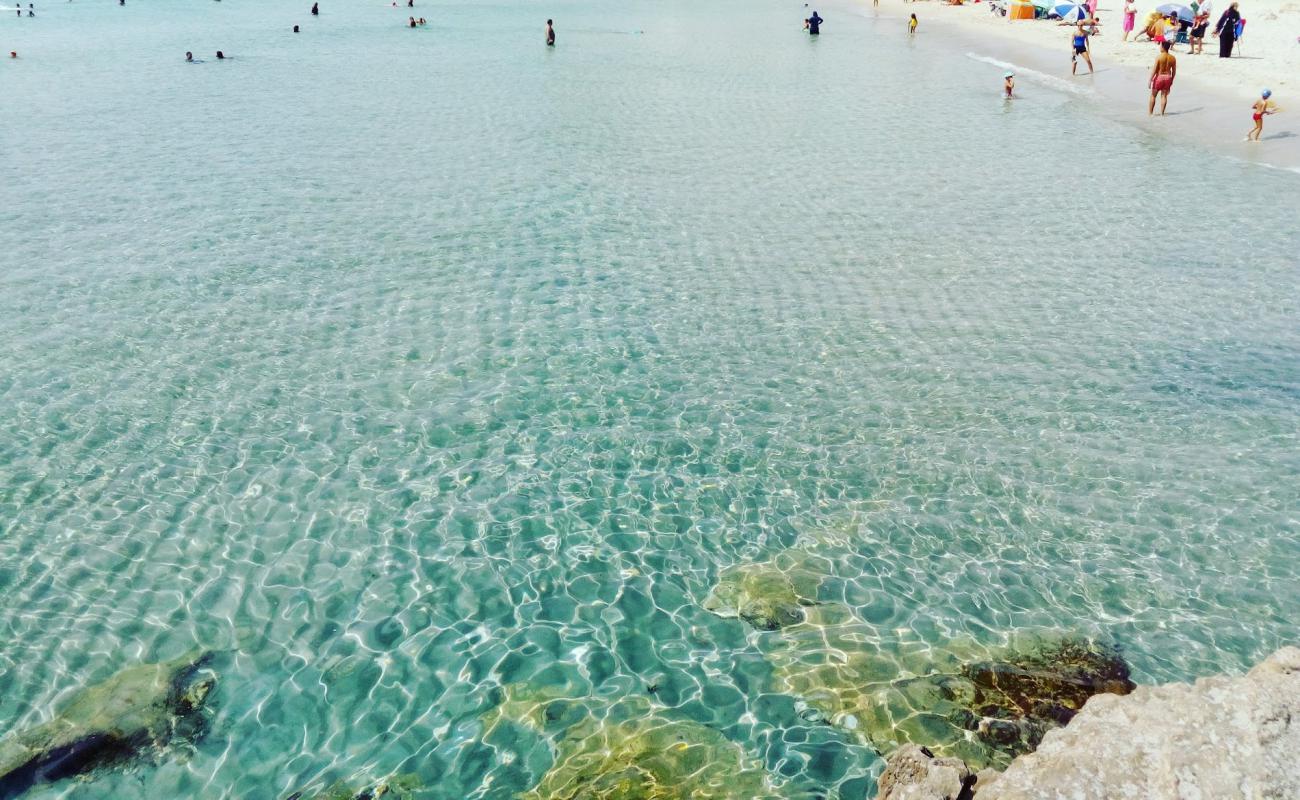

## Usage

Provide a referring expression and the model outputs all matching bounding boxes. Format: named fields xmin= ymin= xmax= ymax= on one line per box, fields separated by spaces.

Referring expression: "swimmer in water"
xmin=418 ymin=17 xmax=425 ymax=25
xmin=805 ymin=10 xmax=823 ymax=34
xmin=9 ymin=51 xmax=17 ymax=58
xmin=546 ymin=18 xmax=555 ymax=46
xmin=408 ymin=16 xmax=415 ymax=26
xmin=27 ymin=3 xmax=34 ymax=16
xmin=186 ymin=51 xmax=193 ymax=61
xmin=216 ymin=50 xmax=225 ymax=59
xmin=310 ymin=2 xmax=318 ymax=15
xmin=1004 ymin=70 xmax=1015 ymax=97
xmin=293 ymin=24 xmax=299 ymax=32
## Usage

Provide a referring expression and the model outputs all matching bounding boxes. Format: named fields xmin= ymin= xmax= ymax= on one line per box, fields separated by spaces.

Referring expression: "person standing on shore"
xmin=1122 ymin=0 xmax=1136 ymax=40
xmin=1247 ymin=89 xmax=1276 ymax=140
xmin=546 ymin=18 xmax=555 ymax=46
xmin=1148 ymin=41 xmax=1176 ymax=114
xmin=1070 ymin=21 xmax=1093 ymax=74
xmin=1188 ymin=10 xmax=1208 ymax=52
xmin=1214 ymin=2 xmax=1239 ymax=57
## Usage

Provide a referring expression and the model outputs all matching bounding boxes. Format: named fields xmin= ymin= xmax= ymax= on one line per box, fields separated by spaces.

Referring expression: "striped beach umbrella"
xmin=1155 ymin=2 xmax=1194 ymax=19
xmin=1052 ymin=2 xmax=1089 ymax=19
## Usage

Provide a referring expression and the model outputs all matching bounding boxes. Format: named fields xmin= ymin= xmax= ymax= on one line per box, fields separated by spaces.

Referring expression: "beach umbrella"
xmin=1155 ymin=2 xmax=1193 ymax=19
xmin=1052 ymin=2 xmax=1089 ymax=19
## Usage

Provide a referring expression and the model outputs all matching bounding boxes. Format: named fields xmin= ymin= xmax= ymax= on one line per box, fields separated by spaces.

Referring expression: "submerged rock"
xmin=0 ymin=651 xmax=217 ymax=799
xmin=702 ymin=554 xmax=828 ymax=631
xmin=771 ymin=632 xmax=1133 ymax=769
xmin=518 ymin=696 xmax=782 ymax=800
xmin=970 ymin=647 xmax=1300 ymax=800
xmin=286 ymin=773 xmax=421 ymax=800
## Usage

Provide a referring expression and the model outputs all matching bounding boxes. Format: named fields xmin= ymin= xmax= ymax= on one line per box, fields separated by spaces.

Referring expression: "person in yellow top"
xmin=908 ymin=13 xmax=918 ymax=34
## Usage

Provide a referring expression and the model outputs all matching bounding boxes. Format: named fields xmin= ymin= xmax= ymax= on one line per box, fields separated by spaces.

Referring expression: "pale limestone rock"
xmin=975 ymin=647 xmax=1300 ymax=800
xmin=877 ymin=744 xmax=975 ymax=800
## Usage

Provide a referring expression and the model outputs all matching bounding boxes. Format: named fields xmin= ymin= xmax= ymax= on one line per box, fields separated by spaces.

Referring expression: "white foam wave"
xmin=965 ymin=53 xmax=1096 ymax=97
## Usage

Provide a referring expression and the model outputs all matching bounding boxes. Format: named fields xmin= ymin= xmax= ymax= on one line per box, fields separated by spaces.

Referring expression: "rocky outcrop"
xmin=0 ymin=652 xmax=217 ymax=800
xmin=876 ymin=745 xmax=975 ymax=800
xmin=874 ymin=647 xmax=1300 ymax=800
xmin=774 ymin=633 xmax=1133 ymax=769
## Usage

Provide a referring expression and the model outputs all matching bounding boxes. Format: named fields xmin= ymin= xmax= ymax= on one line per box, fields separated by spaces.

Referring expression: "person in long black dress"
xmin=1214 ymin=2 xmax=1239 ymax=57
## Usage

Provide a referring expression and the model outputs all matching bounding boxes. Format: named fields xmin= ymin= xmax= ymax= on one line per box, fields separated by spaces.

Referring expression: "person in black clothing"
xmin=1214 ymin=2 xmax=1239 ymax=57
xmin=805 ymin=10 xmax=823 ymax=34
xmin=311 ymin=2 xmax=319 ymax=15
xmin=546 ymin=18 xmax=555 ymax=46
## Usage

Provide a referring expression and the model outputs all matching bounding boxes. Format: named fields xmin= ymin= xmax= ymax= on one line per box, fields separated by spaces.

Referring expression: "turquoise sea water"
xmin=2 ymin=0 xmax=1299 ymax=797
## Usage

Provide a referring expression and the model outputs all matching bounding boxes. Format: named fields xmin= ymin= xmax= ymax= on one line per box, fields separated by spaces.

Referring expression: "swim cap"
xmin=1262 ymin=89 xmax=1272 ymax=98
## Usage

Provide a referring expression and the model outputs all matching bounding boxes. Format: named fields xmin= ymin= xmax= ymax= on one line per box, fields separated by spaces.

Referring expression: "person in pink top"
xmin=1122 ymin=0 xmax=1136 ymax=40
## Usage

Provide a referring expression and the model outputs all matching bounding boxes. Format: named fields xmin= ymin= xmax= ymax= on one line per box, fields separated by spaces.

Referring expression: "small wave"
xmin=966 ymin=53 xmax=1096 ymax=97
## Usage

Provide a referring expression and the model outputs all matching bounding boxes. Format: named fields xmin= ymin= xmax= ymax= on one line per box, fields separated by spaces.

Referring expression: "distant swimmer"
xmin=9 ymin=51 xmax=17 ymax=58
xmin=310 ymin=2 xmax=318 ymax=15
xmin=293 ymin=24 xmax=300 ymax=32
xmin=546 ymin=18 xmax=555 ymax=46
xmin=216 ymin=50 xmax=225 ymax=59
xmin=408 ymin=15 xmax=415 ymax=27
xmin=1148 ymin=41 xmax=1175 ymax=115
xmin=804 ymin=10 xmax=822 ymax=34
xmin=909 ymin=13 xmax=918 ymax=34
xmin=418 ymin=17 xmax=425 ymax=25
xmin=186 ymin=50 xmax=193 ymax=61
xmin=1004 ymin=70 xmax=1015 ymax=97
xmin=27 ymin=3 xmax=34 ymax=16
xmin=407 ymin=0 xmax=413 ymax=6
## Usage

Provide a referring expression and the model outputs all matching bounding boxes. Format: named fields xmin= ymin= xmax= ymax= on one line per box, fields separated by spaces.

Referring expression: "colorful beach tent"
xmin=1009 ymin=0 xmax=1038 ymax=19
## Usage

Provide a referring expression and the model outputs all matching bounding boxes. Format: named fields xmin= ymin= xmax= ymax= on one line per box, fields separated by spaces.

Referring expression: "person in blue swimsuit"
xmin=1070 ymin=20 xmax=1093 ymax=74
xmin=805 ymin=10 xmax=823 ymax=34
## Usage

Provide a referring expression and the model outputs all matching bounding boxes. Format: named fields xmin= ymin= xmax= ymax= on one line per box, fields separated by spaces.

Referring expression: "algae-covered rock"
xmin=770 ymin=631 xmax=1133 ymax=770
xmin=286 ymin=773 xmax=421 ymax=800
xmin=0 ymin=651 xmax=217 ymax=799
xmin=519 ymin=696 xmax=782 ymax=800
xmin=482 ymin=679 xmax=593 ymax=736
xmin=702 ymin=553 xmax=829 ymax=631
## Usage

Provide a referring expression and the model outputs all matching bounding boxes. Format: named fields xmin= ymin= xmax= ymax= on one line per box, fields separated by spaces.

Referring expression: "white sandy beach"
xmin=887 ymin=0 xmax=1300 ymax=96
xmin=859 ymin=0 xmax=1300 ymax=167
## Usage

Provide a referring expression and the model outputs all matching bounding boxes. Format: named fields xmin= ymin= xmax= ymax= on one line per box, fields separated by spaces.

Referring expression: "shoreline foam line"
xmin=965 ymin=53 xmax=1097 ymax=97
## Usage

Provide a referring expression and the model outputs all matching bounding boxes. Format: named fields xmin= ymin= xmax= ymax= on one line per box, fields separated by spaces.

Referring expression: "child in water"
xmin=1004 ymin=70 xmax=1015 ymax=97
xmin=1247 ymin=89 xmax=1277 ymax=141
xmin=909 ymin=14 xmax=918 ymax=34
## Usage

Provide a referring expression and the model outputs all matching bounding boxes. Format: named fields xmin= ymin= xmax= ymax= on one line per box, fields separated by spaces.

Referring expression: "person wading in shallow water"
xmin=546 ymin=18 xmax=555 ymax=46
xmin=1148 ymin=41 xmax=1176 ymax=114
xmin=804 ymin=10 xmax=823 ymax=34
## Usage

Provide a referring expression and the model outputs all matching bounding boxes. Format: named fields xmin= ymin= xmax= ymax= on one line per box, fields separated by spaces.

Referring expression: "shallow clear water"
xmin=1 ymin=0 xmax=1298 ymax=797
